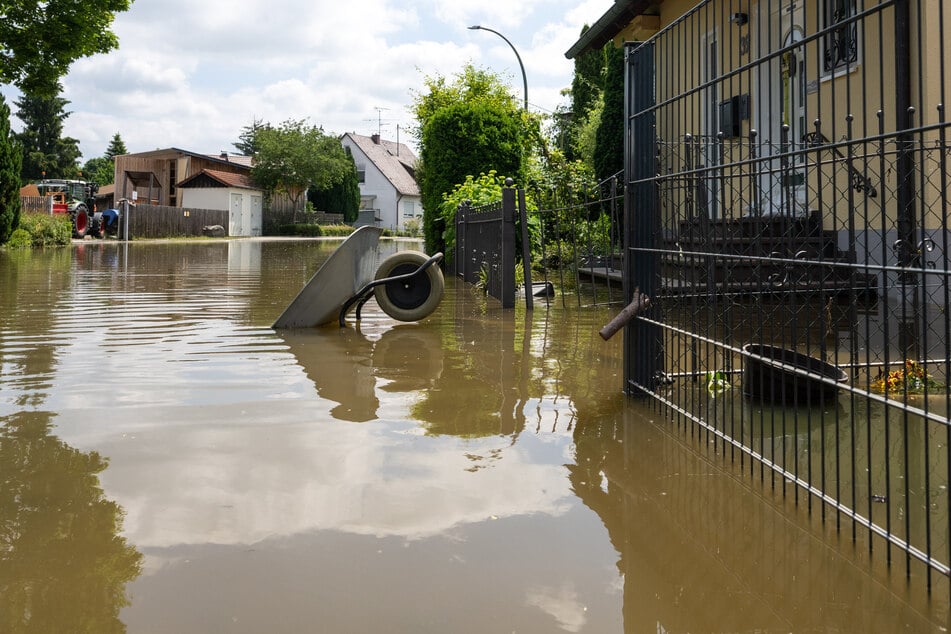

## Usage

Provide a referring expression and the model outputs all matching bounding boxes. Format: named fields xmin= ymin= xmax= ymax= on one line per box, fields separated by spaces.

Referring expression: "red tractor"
xmin=35 ymin=179 xmax=103 ymax=238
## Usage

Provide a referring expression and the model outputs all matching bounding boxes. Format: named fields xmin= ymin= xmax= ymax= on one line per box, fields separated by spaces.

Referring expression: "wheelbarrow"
xmin=272 ymin=226 xmax=444 ymax=329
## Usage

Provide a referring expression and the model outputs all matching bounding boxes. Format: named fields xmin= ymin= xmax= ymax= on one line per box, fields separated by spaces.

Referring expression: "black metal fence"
xmin=620 ymin=0 xmax=951 ymax=593
xmin=528 ymin=174 xmax=626 ymax=309
xmin=454 ymin=187 xmax=521 ymax=308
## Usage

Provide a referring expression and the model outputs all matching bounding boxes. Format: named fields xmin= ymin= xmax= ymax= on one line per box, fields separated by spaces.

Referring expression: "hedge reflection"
xmin=0 ymin=412 xmax=142 ymax=633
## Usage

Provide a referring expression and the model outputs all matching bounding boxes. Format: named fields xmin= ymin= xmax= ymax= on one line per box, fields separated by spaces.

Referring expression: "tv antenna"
xmin=365 ymin=106 xmax=390 ymax=136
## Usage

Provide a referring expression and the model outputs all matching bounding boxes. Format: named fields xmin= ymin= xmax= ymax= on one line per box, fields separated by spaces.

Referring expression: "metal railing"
xmin=453 ymin=187 xmax=520 ymax=308
xmin=621 ymin=0 xmax=951 ymax=595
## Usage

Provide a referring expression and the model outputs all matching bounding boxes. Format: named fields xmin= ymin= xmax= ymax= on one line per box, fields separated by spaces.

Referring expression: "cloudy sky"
xmin=3 ymin=0 xmax=613 ymax=162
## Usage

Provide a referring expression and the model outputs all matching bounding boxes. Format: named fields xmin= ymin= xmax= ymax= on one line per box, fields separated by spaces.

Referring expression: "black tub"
xmin=742 ymin=344 xmax=848 ymax=405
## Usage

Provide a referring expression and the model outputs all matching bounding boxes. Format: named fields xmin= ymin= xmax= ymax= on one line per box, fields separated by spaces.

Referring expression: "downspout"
xmin=396 ymin=192 xmax=404 ymax=230
xmin=894 ymin=0 xmax=916 ymax=270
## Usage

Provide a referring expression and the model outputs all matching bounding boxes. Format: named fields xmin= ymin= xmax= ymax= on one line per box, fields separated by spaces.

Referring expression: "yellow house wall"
xmin=619 ymin=0 xmax=945 ymax=231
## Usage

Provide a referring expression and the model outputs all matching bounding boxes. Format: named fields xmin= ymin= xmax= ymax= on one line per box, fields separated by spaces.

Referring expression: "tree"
xmin=411 ymin=64 xmax=531 ymax=255
xmin=593 ymin=44 xmax=625 ymax=181
xmin=233 ymin=117 xmax=269 ymax=156
xmin=14 ymin=86 xmax=82 ymax=181
xmin=81 ymin=156 xmax=114 ymax=185
xmin=0 ymin=0 xmax=132 ymax=96
xmin=104 ymin=132 xmax=127 ymax=158
xmin=0 ymin=94 xmax=22 ymax=245
xmin=575 ymin=93 xmax=604 ymax=169
xmin=250 ymin=119 xmax=351 ymax=223
xmin=79 ymin=133 xmax=126 ymax=184
xmin=418 ymin=100 xmax=523 ymax=255
xmin=571 ymin=29 xmax=606 ymax=125
xmin=565 ymin=29 xmax=607 ymax=163
xmin=307 ymin=147 xmax=359 ymax=223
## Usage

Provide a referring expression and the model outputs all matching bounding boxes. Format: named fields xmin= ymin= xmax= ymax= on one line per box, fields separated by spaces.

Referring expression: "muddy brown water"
xmin=0 ymin=239 xmax=947 ymax=633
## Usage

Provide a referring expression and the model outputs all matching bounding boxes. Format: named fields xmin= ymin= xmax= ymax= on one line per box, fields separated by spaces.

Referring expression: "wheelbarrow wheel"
xmin=373 ymin=250 xmax=444 ymax=322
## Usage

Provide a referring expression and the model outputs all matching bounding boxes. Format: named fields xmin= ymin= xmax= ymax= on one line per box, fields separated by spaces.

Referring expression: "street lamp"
xmin=468 ymin=25 xmax=528 ymax=111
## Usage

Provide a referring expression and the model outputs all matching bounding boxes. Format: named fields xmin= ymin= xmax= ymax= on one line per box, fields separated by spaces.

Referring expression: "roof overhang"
xmin=565 ymin=0 xmax=657 ymax=59
xmin=124 ymin=171 xmax=161 ymax=187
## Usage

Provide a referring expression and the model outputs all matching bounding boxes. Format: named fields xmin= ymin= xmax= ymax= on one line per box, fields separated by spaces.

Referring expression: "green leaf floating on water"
xmin=705 ymin=370 xmax=731 ymax=394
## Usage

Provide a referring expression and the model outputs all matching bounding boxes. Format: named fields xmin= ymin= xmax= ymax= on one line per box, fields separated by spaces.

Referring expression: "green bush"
xmin=318 ymin=224 xmax=355 ymax=237
xmin=277 ymin=223 xmax=323 ymax=237
xmin=5 ymin=227 xmax=32 ymax=248
xmin=17 ymin=213 xmax=72 ymax=246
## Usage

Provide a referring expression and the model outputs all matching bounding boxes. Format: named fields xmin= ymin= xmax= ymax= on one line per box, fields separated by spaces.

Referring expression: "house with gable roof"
xmin=341 ymin=133 xmax=420 ymax=231
xmin=178 ymin=169 xmax=263 ymax=236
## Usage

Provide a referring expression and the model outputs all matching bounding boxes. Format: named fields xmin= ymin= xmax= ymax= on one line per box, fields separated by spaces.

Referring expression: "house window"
xmin=823 ymin=0 xmax=859 ymax=74
xmin=402 ymin=200 xmax=415 ymax=217
xmin=356 ymin=162 xmax=366 ymax=183
xmin=168 ymin=159 xmax=177 ymax=203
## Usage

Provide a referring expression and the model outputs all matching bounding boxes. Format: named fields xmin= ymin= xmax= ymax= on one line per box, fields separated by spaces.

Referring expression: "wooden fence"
xmin=20 ymin=196 xmax=50 ymax=214
xmin=128 ymin=204 xmax=229 ymax=238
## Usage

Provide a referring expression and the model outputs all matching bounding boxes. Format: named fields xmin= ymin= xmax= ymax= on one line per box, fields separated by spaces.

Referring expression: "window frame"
xmin=822 ymin=0 xmax=860 ymax=76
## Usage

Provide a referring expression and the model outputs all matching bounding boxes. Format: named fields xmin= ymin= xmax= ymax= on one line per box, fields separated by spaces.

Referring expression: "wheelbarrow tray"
xmin=272 ymin=226 xmax=383 ymax=328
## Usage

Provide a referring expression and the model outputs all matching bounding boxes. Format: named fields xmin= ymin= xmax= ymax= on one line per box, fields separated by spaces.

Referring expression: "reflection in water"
xmin=1 ymin=248 xmax=143 ymax=631
xmin=278 ymin=324 xmax=446 ymax=423
xmin=0 ymin=241 xmax=947 ymax=632
xmin=0 ymin=412 xmax=142 ymax=632
xmin=570 ymin=405 xmax=947 ymax=631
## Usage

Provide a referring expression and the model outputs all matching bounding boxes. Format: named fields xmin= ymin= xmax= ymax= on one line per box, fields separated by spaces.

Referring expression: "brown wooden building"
xmin=113 ymin=148 xmax=253 ymax=208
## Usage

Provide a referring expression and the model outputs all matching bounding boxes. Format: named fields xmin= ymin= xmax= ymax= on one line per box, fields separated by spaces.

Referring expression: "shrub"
xmin=17 ymin=213 xmax=72 ymax=246
xmin=277 ymin=223 xmax=323 ymax=237
xmin=318 ymin=224 xmax=354 ymax=237
xmin=403 ymin=218 xmax=422 ymax=237
xmin=5 ymin=227 xmax=32 ymax=248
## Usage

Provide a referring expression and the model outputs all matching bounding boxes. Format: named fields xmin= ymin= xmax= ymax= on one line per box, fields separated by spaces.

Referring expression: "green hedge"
xmin=276 ymin=223 xmax=323 ymax=237
xmin=13 ymin=213 xmax=73 ymax=247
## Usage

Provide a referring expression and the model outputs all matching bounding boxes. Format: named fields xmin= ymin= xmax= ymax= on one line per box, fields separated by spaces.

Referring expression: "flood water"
xmin=1 ymin=238 xmax=948 ymax=633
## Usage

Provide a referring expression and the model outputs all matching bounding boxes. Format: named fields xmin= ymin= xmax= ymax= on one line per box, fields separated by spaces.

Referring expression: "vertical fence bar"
xmin=501 ymin=186 xmax=516 ymax=309
xmin=518 ymin=188 xmax=533 ymax=311
xmin=624 ymin=40 xmax=662 ymax=397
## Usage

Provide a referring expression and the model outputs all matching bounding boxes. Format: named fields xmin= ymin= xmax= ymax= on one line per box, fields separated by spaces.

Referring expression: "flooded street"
xmin=1 ymin=239 xmax=947 ymax=632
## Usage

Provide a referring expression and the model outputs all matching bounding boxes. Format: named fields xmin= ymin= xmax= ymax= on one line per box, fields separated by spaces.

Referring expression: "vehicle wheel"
xmin=72 ymin=205 xmax=89 ymax=238
xmin=373 ymin=251 xmax=444 ymax=322
xmin=89 ymin=214 xmax=104 ymax=238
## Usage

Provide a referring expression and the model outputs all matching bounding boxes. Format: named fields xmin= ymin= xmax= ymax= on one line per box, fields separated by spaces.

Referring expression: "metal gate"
xmin=623 ymin=0 xmax=951 ymax=592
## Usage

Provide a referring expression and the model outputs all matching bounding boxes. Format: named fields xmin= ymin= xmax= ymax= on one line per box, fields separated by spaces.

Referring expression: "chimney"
xmin=371 ymin=134 xmax=381 ymax=145
xmin=220 ymin=151 xmax=228 ymax=160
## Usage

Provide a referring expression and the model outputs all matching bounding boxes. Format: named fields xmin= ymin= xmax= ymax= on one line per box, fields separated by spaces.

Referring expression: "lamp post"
xmin=468 ymin=25 xmax=528 ymax=111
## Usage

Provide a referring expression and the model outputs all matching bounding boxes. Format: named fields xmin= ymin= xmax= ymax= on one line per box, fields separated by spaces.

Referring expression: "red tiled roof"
xmin=179 ymin=169 xmax=257 ymax=189
xmin=205 ymin=169 xmax=254 ymax=188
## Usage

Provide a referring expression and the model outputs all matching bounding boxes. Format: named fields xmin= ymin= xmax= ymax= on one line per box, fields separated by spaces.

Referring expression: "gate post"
xmin=501 ymin=186 xmax=516 ymax=309
xmin=518 ymin=187 xmax=533 ymax=311
xmin=623 ymin=41 xmax=662 ymax=397
xmin=454 ymin=200 xmax=468 ymax=278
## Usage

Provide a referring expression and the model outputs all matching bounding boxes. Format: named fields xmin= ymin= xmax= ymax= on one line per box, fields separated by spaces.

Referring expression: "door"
xmin=700 ymin=30 xmax=720 ymax=219
xmin=250 ymin=195 xmax=262 ymax=236
xmin=755 ymin=1 xmax=807 ymax=216
xmin=230 ymin=192 xmax=243 ymax=236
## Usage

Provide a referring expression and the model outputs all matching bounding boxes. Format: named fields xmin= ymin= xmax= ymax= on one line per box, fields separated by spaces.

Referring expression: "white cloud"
xmin=4 ymin=0 xmax=616 ymax=159
xmin=525 ymin=582 xmax=589 ymax=633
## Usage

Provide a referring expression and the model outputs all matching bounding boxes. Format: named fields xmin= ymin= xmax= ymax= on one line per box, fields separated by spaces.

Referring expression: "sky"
xmin=3 ymin=0 xmax=614 ymax=163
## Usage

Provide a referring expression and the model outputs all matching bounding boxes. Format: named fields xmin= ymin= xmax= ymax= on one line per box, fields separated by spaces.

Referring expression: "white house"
xmin=340 ymin=133 xmax=420 ymax=231
xmin=178 ymin=169 xmax=263 ymax=237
